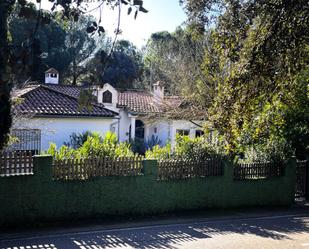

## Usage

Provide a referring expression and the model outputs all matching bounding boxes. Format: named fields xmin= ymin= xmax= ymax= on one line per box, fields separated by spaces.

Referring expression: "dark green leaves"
xmin=98 ymin=26 xmax=105 ymax=35
xmin=86 ymin=26 xmax=96 ymax=33
xmin=86 ymin=23 xmax=105 ymax=36
xmin=133 ymin=0 xmax=143 ymax=5
xmin=128 ymin=7 xmax=132 ymax=15
xmin=126 ymin=0 xmax=148 ymax=17
xmin=139 ymin=6 xmax=148 ymax=13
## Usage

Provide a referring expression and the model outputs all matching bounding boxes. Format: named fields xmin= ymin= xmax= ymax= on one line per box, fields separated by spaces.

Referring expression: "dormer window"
xmin=103 ymin=90 xmax=112 ymax=103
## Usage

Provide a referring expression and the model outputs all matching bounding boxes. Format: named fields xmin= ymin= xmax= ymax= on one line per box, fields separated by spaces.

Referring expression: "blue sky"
xmin=35 ymin=0 xmax=187 ymax=48
xmin=116 ymin=0 xmax=187 ymax=47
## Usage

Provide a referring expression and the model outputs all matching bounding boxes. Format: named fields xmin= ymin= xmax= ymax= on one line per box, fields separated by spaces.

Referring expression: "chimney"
xmin=153 ymin=81 xmax=164 ymax=100
xmin=45 ymin=68 xmax=59 ymax=84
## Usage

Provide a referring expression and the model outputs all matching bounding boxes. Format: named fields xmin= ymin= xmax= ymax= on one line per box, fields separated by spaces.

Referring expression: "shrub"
xmin=145 ymin=143 xmax=172 ymax=160
xmin=63 ymin=131 xmax=94 ymax=149
xmin=145 ymin=134 xmax=218 ymax=160
xmin=47 ymin=132 xmax=135 ymax=159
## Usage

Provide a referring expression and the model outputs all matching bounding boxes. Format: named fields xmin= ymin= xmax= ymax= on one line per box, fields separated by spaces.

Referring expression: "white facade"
xmin=16 ymin=117 xmax=118 ymax=150
xmin=96 ymin=83 xmax=119 ymax=112
xmin=142 ymin=120 xmax=202 ymax=147
xmin=14 ymin=77 xmax=203 ymax=151
xmin=45 ymin=73 xmax=59 ymax=84
xmin=92 ymin=83 xmax=204 ymax=147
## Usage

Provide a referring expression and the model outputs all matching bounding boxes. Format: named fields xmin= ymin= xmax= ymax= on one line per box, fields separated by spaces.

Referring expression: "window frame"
xmin=102 ymin=90 xmax=113 ymax=104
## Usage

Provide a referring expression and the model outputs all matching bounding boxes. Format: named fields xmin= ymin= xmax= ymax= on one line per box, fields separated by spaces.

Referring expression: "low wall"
xmin=0 ymin=156 xmax=296 ymax=227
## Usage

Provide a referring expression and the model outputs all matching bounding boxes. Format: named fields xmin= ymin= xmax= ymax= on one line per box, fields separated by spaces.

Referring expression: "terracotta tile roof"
xmin=14 ymin=83 xmax=183 ymax=116
xmin=45 ymin=68 xmax=59 ymax=74
xmin=117 ymin=90 xmax=182 ymax=114
xmin=14 ymin=85 xmax=117 ymax=117
xmin=42 ymin=84 xmax=82 ymax=98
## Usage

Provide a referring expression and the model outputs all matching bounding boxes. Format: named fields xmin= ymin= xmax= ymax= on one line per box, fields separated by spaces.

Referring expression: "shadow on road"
xmin=1 ymin=215 xmax=308 ymax=249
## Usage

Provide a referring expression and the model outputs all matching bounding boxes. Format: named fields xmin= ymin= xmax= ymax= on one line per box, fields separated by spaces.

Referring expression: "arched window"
xmin=103 ymin=90 xmax=112 ymax=103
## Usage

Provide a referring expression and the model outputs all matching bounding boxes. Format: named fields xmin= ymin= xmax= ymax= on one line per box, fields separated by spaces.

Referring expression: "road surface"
xmin=1 ymin=213 xmax=309 ymax=249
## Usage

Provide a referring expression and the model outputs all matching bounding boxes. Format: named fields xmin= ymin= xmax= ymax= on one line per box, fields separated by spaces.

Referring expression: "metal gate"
xmin=295 ymin=160 xmax=308 ymax=198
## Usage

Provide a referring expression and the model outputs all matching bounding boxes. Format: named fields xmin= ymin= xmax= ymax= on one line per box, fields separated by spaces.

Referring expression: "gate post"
xmin=305 ymin=160 xmax=309 ymax=201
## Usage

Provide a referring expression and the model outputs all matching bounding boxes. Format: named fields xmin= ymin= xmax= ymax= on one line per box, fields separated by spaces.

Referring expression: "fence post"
xmin=142 ymin=159 xmax=157 ymax=178
xmin=223 ymin=159 xmax=234 ymax=182
xmin=286 ymin=156 xmax=297 ymax=202
xmin=33 ymin=155 xmax=53 ymax=180
xmin=306 ymin=155 xmax=309 ymax=201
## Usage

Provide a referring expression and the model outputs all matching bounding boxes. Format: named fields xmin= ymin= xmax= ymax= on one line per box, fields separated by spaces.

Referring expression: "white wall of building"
xmin=96 ymin=83 xmax=119 ymax=112
xmin=144 ymin=121 xmax=171 ymax=146
xmin=118 ymin=110 xmax=132 ymax=142
xmin=17 ymin=117 xmax=118 ymax=150
xmin=45 ymin=73 xmax=59 ymax=84
xmin=142 ymin=119 xmax=203 ymax=148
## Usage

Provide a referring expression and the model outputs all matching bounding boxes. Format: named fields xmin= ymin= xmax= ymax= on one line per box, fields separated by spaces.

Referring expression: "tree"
xmin=84 ymin=39 xmax=144 ymax=89
xmin=181 ymin=0 xmax=309 ymax=157
xmin=143 ymin=28 xmax=207 ymax=99
xmin=61 ymin=15 xmax=108 ymax=85
xmin=0 ymin=0 xmax=148 ymax=149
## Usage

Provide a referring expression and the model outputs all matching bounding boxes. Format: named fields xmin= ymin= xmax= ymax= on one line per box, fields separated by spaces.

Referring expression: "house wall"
xmin=144 ymin=121 xmax=171 ymax=146
xmin=45 ymin=74 xmax=59 ymax=84
xmin=134 ymin=119 xmax=203 ymax=147
xmin=118 ymin=110 xmax=132 ymax=142
xmin=15 ymin=117 xmax=118 ymax=150
xmin=96 ymin=84 xmax=119 ymax=112
xmin=170 ymin=120 xmax=203 ymax=147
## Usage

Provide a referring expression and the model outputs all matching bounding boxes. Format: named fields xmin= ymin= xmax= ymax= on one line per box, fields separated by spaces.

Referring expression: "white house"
xmin=95 ymin=81 xmax=204 ymax=148
xmin=12 ymin=69 xmax=204 ymax=151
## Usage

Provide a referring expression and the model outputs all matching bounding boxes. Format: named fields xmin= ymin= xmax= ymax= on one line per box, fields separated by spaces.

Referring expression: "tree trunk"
xmin=0 ymin=0 xmax=15 ymax=149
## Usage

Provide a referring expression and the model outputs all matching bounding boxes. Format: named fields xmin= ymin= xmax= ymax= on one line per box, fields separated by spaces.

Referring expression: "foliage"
xmin=0 ymin=0 xmax=148 ymax=149
xmin=63 ymin=131 xmax=94 ymax=149
xmin=145 ymin=134 xmax=220 ymax=160
xmin=179 ymin=0 xmax=309 ymax=158
xmin=9 ymin=7 xmax=107 ymax=85
xmin=130 ymin=135 xmax=163 ymax=155
xmin=47 ymin=132 xmax=135 ymax=160
xmin=145 ymin=135 xmax=162 ymax=150
xmin=145 ymin=142 xmax=172 ymax=160
xmin=142 ymin=27 xmax=206 ymax=96
xmin=130 ymin=138 xmax=146 ymax=155
xmin=85 ymin=39 xmax=144 ymax=89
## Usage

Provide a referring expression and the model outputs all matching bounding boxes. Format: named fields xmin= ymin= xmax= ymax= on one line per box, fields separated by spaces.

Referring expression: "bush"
xmin=145 ymin=134 xmax=218 ymax=160
xmin=63 ymin=131 xmax=94 ymax=149
xmin=145 ymin=143 xmax=172 ymax=160
xmin=238 ymin=137 xmax=293 ymax=163
xmin=47 ymin=132 xmax=135 ymax=159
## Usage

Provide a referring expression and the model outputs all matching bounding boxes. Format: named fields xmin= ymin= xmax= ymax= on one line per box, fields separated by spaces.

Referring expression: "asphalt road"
xmin=1 ymin=213 xmax=309 ymax=249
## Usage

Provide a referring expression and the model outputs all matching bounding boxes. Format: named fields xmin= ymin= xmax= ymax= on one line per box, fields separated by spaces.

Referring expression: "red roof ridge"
xmin=45 ymin=68 xmax=59 ymax=74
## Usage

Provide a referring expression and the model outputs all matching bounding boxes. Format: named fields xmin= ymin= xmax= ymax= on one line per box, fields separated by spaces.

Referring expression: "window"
xmin=176 ymin=129 xmax=190 ymax=136
xmin=103 ymin=90 xmax=112 ymax=103
xmin=195 ymin=130 xmax=204 ymax=137
xmin=51 ymin=73 xmax=57 ymax=78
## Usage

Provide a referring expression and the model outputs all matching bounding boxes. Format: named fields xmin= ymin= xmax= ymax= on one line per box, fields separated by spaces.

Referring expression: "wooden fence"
xmin=158 ymin=156 xmax=223 ymax=180
xmin=234 ymin=162 xmax=284 ymax=181
xmin=0 ymin=151 xmax=33 ymax=177
xmin=53 ymin=156 xmax=144 ymax=180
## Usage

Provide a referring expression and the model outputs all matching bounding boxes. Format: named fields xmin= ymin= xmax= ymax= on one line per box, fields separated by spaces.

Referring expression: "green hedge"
xmin=0 ymin=156 xmax=296 ymax=227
